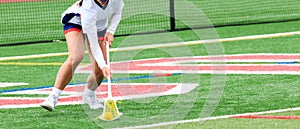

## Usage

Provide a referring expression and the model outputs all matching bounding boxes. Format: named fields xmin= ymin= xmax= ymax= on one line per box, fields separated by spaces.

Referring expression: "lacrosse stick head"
xmin=97 ymin=99 xmax=122 ymax=121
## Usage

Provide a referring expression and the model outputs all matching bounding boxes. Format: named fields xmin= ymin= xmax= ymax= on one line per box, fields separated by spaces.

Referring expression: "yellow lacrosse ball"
xmin=103 ymin=112 xmax=113 ymax=120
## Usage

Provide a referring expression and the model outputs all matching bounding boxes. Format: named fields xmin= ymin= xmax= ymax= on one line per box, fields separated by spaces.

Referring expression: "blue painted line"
xmin=111 ymin=75 xmax=154 ymax=82
xmin=277 ymin=61 xmax=298 ymax=64
xmin=0 ymin=73 xmax=182 ymax=94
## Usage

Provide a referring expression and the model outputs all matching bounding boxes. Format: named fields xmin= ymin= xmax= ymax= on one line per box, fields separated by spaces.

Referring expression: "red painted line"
xmin=62 ymin=84 xmax=177 ymax=96
xmin=97 ymin=84 xmax=176 ymax=98
xmin=112 ymin=54 xmax=300 ymax=65
xmin=152 ymin=73 xmax=173 ymax=77
xmin=231 ymin=115 xmax=300 ymax=120
xmin=110 ymin=55 xmax=300 ymax=64
xmin=0 ymin=84 xmax=177 ymax=107
xmin=0 ymin=99 xmax=43 ymax=106
xmin=79 ymin=54 xmax=300 ymax=73
xmin=110 ymin=65 xmax=300 ymax=72
xmin=58 ymin=96 xmax=81 ymax=102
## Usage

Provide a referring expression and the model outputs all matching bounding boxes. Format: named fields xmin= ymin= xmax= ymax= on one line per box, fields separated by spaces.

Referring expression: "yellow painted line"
xmin=0 ymin=62 xmax=63 ymax=66
xmin=1 ymin=31 xmax=300 ymax=61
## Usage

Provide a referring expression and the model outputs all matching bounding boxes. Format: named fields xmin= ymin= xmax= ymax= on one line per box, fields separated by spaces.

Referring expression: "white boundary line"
xmin=1 ymin=31 xmax=300 ymax=61
xmin=0 ymin=82 xmax=29 ymax=88
xmin=115 ymin=107 xmax=300 ymax=129
xmin=0 ymin=52 xmax=68 ymax=61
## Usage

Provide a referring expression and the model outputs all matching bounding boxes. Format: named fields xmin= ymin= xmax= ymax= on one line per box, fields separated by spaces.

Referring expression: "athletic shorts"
xmin=62 ymin=13 xmax=107 ymax=40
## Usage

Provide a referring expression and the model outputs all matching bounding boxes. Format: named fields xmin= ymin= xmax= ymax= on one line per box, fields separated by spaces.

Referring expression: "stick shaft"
xmin=106 ymin=42 xmax=112 ymax=98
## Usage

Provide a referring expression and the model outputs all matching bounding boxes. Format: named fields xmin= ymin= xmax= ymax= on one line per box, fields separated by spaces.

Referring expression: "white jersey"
xmin=80 ymin=0 xmax=124 ymax=34
xmin=61 ymin=2 xmax=81 ymax=25
xmin=80 ymin=0 xmax=124 ymax=69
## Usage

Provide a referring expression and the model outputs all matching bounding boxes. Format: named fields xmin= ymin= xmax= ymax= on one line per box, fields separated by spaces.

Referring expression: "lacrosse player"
xmin=41 ymin=0 xmax=124 ymax=111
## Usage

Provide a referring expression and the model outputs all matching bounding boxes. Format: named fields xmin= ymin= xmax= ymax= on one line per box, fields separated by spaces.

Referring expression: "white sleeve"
xmin=107 ymin=13 xmax=122 ymax=35
xmin=107 ymin=0 xmax=124 ymax=35
xmin=81 ymin=1 xmax=107 ymax=69
xmin=86 ymin=33 xmax=107 ymax=69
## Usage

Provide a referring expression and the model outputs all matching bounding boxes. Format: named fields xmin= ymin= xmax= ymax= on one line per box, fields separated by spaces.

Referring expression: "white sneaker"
xmin=40 ymin=94 xmax=58 ymax=111
xmin=83 ymin=94 xmax=103 ymax=109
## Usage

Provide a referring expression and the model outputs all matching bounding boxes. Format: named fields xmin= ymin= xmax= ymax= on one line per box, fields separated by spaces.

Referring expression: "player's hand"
xmin=103 ymin=32 xmax=114 ymax=47
xmin=102 ymin=66 xmax=112 ymax=79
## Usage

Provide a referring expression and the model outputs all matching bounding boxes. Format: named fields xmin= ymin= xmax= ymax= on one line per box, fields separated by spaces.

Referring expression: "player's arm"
xmin=104 ymin=13 xmax=121 ymax=46
xmin=104 ymin=0 xmax=124 ymax=46
xmin=82 ymin=18 xmax=110 ymax=78
xmin=80 ymin=1 xmax=110 ymax=78
xmin=107 ymin=12 xmax=122 ymax=36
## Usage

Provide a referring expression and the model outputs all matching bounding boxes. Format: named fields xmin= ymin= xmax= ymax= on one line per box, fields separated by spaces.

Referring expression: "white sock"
xmin=84 ymin=87 xmax=95 ymax=95
xmin=52 ymin=87 xmax=62 ymax=98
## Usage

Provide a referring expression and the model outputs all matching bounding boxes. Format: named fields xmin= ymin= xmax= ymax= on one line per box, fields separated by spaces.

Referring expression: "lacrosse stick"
xmin=97 ymin=41 xmax=122 ymax=121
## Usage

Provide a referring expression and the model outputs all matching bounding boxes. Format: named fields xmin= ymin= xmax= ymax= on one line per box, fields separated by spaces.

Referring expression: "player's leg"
xmin=86 ymin=33 xmax=107 ymax=90
xmin=83 ymin=30 xmax=107 ymax=109
xmin=54 ymin=30 xmax=84 ymax=90
xmin=41 ymin=23 xmax=84 ymax=111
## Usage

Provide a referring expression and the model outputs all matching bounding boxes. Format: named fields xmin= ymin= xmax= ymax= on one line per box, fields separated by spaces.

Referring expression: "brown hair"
xmin=78 ymin=0 xmax=83 ymax=6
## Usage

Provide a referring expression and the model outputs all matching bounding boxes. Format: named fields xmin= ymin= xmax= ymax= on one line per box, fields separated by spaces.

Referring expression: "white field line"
xmin=114 ymin=107 xmax=300 ymax=129
xmin=0 ymin=82 xmax=29 ymax=88
xmin=0 ymin=52 xmax=69 ymax=61
xmin=1 ymin=31 xmax=300 ymax=61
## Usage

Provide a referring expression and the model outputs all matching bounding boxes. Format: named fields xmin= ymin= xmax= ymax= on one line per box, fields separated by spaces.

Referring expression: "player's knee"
xmin=67 ymin=56 xmax=83 ymax=67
